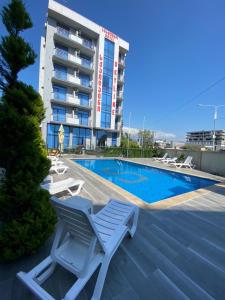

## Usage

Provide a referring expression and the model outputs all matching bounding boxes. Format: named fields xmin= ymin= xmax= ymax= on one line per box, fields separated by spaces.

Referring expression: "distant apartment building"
xmin=186 ymin=130 xmax=225 ymax=150
xmin=39 ymin=0 xmax=129 ymax=149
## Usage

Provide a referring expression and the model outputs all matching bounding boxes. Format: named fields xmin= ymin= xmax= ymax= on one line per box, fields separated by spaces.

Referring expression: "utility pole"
xmin=198 ymin=104 xmax=225 ymax=151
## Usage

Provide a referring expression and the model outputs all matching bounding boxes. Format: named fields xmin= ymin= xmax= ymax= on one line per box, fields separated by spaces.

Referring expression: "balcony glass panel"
xmin=54 ymin=64 xmax=67 ymax=81
xmin=53 ymin=85 xmax=67 ymax=101
xmin=55 ymin=44 xmax=68 ymax=60
xmin=78 ymin=111 xmax=89 ymax=125
xmin=52 ymin=105 xmax=66 ymax=122
xmin=83 ymin=38 xmax=93 ymax=49
xmin=78 ymin=92 xmax=89 ymax=106
xmin=57 ymin=24 xmax=69 ymax=37
xmin=80 ymin=74 xmax=90 ymax=87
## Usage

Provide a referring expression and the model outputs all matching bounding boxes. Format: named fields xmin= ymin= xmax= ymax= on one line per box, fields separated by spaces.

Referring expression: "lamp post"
xmin=198 ymin=104 xmax=225 ymax=151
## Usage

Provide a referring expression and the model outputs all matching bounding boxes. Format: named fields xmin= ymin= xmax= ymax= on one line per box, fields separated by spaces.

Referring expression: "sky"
xmin=1 ymin=0 xmax=225 ymax=141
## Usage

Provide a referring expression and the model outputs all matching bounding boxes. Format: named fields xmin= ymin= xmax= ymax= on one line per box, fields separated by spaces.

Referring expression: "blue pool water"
xmin=75 ymin=159 xmax=217 ymax=203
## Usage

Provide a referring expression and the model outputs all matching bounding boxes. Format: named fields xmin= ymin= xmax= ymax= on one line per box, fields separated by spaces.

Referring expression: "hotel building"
xmin=39 ymin=0 xmax=129 ymax=149
xmin=186 ymin=130 xmax=225 ymax=150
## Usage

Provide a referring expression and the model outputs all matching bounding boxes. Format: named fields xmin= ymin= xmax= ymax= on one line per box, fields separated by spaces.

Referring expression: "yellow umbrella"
xmin=58 ymin=124 xmax=64 ymax=153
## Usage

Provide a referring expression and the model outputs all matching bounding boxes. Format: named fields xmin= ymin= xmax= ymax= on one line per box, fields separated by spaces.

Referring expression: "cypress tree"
xmin=0 ymin=0 xmax=56 ymax=262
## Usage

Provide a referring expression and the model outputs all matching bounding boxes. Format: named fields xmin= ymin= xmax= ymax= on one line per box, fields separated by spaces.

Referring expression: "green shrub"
xmin=0 ymin=0 xmax=56 ymax=262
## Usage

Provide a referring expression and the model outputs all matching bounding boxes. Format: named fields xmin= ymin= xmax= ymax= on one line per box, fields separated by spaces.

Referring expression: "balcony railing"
xmin=55 ymin=50 xmax=93 ymax=69
xmin=116 ymin=107 xmax=122 ymax=115
xmin=56 ymin=26 xmax=94 ymax=50
xmin=53 ymin=72 xmax=92 ymax=88
xmin=119 ymin=58 xmax=125 ymax=65
xmin=53 ymin=93 xmax=91 ymax=108
xmin=117 ymin=91 xmax=123 ymax=98
xmin=118 ymin=75 xmax=124 ymax=82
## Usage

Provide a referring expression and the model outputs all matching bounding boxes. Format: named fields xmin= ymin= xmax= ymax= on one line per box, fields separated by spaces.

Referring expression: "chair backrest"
xmin=51 ymin=196 xmax=106 ymax=253
xmin=163 ymin=153 xmax=168 ymax=159
xmin=184 ymin=156 xmax=192 ymax=164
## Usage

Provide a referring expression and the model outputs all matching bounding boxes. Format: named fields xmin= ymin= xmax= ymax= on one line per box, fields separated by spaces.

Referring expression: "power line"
xmin=151 ymin=75 xmax=225 ymax=126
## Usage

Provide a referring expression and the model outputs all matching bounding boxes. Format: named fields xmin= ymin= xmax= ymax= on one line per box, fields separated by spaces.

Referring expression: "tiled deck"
xmin=1 ymin=157 xmax=225 ymax=299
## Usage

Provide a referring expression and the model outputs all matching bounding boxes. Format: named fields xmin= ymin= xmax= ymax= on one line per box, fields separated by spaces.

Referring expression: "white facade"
xmin=186 ymin=130 xmax=225 ymax=150
xmin=40 ymin=0 xmax=129 ymax=150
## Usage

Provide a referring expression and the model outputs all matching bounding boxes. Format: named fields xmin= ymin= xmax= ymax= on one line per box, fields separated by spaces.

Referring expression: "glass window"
xmin=55 ymin=44 xmax=68 ymax=59
xmin=52 ymin=105 xmax=66 ymax=122
xmin=77 ymin=110 xmax=89 ymax=126
xmin=47 ymin=124 xmax=59 ymax=149
xmin=96 ymin=130 xmax=107 ymax=147
xmin=53 ymin=85 xmax=67 ymax=101
xmin=79 ymin=73 xmax=90 ymax=87
xmin=112 ymin=133 xmax=117 ymax=146
xmin=80 ymin=54 xmax=91 ymax=67
xmin=72 ymin=128 xmax=91 ymax=147
xmin=57 ymin=23 xmax=69 ymax=37
xmin=78 ymin=92 xmax=89 ymax=106
xmin=64 ymin=126 xmax=70 ymax=149
xmin=54 ymin=64 xmax=67 ymax=81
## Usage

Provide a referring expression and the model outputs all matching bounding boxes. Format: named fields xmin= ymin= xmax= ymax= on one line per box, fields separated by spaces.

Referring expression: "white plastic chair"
xmin=154 ymin=153 xmax=168 ymax=161
xmin=50 ymin=164 xmax=68 ymax=175
xmin=41 ymin=178 xmax=84 ymax=196
xmin=17 ymin=196 xmax=139 ymax=300
xmin=170 ymin=156 xmax=193 ymax=169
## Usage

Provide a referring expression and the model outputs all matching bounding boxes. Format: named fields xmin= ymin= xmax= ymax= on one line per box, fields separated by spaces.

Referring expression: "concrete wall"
xmin=163 ymin=149 xmax=225 ymax=177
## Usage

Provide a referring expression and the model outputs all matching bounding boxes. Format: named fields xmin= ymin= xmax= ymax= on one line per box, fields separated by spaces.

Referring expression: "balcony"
xmin=54 ymin=49 xmax=93 ymax=72
xmin=53 ymin=71 xmax=93 ymax=92
xmin=52 ymin=93 xmax=92 ymax=110
xmin=118 ymin=74 xmax=124 ymax=82
xmin=116 ymin=107 xmax=122 ymax=115
xmin=117 ymin=91 xmax=123 ymax=100
xmin=119 ymin=58 xmax=125 ymax=68
xmin=66 ymin=116 xmax=80 ymax=125
xmin=55 ymin=26 xmax=95 ymax=55
xmin=51 ymin=114 xmax=91 ymax=127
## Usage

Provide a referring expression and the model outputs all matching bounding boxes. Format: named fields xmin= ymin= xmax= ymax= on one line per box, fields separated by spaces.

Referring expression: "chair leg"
xmin=91 ymin=258 xmax=110 ymax=300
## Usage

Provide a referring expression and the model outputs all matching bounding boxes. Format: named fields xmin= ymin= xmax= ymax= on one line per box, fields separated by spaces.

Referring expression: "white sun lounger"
xmin=50 ymin=164 xmax=68 ymax=175
xmin=41 ymin=178 xmax=84 ymax=196
xmin=51 ymin=160 xmax=64 ymax=166
xmin=154 ymin=153 xmax=168 ymax=161
xmin=162 ymin=157 xmax=178 ymax=164
xmin=17 ymin=196 xmax=139 ymax=300
xmin=170 ymin=156 xmax=193 ymax=169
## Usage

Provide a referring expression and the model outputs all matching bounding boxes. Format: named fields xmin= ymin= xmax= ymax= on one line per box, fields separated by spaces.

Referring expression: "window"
xmin=72 ymin=128 xmax=91 ymax=147
xmin=57 ymin=23 xmax=69 ymax=37
xmin=112 ymin=133 xmax=117 ymax=146
xmin=54 ymin=64 xmax=67 ymax=81
xmin=77 ymin=110 xmax=89 ymax=126
xmin=100 ymin=39 xmax=115 ymax=128
xmin=47 ymin=124 xmax=59 ymax=149
xmin=79 ymin=73 xmax=90 ymax=87
xmin=52 ymin=105 xmax=66 ymax=122
xmin=55 ymin=44 xmax=68 ymax=59
xmin=96 ymin=130 xmax=107 ymax=147
xmin=53 ymin=85 xmax=67 ymax=101
xmin=78 ymin=92 xmax=89 ymax=106
xmin=47 ymin=124 xmax=70 ymax=149
xmin=80 ymin=54 xmax=91 ymax=67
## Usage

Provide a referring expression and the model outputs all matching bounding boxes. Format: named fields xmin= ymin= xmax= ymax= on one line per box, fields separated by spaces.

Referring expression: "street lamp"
xmin=198 ymin=104 xmax=225 ymax=151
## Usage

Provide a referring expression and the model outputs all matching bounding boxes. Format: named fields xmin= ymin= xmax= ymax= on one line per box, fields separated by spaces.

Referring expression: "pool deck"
xmin=1 ymin=156 xmax=225 ymax=299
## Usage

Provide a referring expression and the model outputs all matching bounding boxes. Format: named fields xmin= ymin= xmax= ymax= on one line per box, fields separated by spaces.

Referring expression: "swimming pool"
xmin=75 ymin=159 xmax=217 ymax=204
